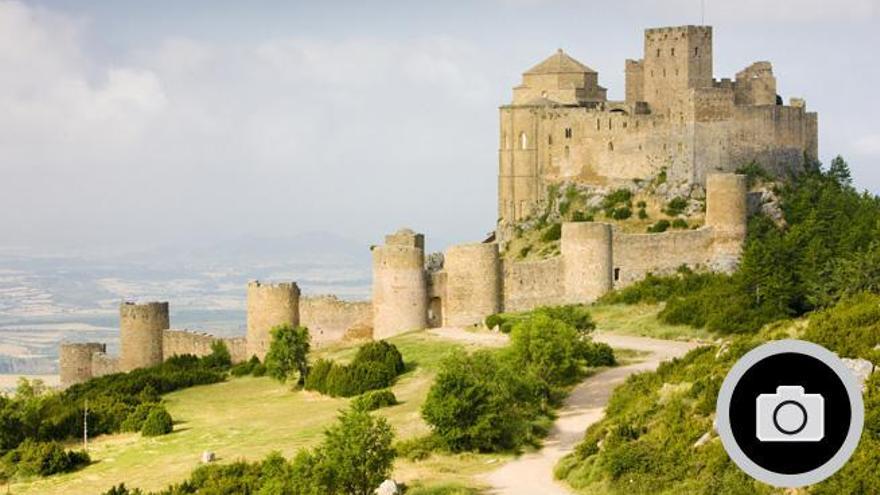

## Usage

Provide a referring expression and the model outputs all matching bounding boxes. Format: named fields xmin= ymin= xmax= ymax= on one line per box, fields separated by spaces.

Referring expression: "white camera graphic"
xmin=756 ymin=386 xmax=824 ymax=442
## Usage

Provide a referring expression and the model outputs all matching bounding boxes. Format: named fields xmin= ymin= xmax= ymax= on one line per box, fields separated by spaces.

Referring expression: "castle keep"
xmin=499 ymin=26 xmax=817 ymax=222
xmin=60 ymin=25 xmax=811 ymax=388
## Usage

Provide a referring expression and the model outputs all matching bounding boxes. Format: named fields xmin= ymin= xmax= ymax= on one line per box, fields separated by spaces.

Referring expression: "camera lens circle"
xmin=773 ymin=400 xmax=807 ymax=435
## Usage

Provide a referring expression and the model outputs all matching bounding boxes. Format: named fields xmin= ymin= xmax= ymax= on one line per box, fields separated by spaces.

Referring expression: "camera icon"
xmin=756 ymin=386 xmax=824 ymax=442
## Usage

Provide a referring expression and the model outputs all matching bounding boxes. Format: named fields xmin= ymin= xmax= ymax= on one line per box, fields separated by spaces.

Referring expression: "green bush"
xmin=486 ymin=305 xmax=594 ymax=336
xmin=394 ymin=434 xmax=442 ymax=461
xmin=671 ymin=218 xmax=688 ymax=229
xmin=664 ymin=196 xmax=688 ymax=216
xmin=141 ymin=407 xmax=173 ymax=436
xmin=572 ymin=211 xmax=593 ymax=222
xmin=507 ymin=314 xmax=583 ymax=387
xmin=200 ymin=341 xmax=231 ymax=370
xmin=602 ymin=189 xmax=632 ymax=210
xmin=646 ymin=219 xmax=670 ymax=233
xmin=351 ymin=389 xmax=397 ymax=411
xmin=120 ymin=403 xmax=160 ymax=432
xmin=265 ymin=324 xmax=311 ymax=385
xmin=611 ymin=206 xmax=632 ymax=220
xmin=541 ymin=223 xmax=562 ymax=242
xmin=804 ymin=292 xmax=880 ymax=361
xmin=579 ymin=341 xmax=616 ymax=367
xmin=637 ymin=207 xmax=648 ymax=219
xmin=421 ymin=351 xmax=546 ymax=452
xmin=230 ymin=355 xmax=261 ymax=377
xmin=2 ymin=439 xmax=90 ymax=477
xmin=304 ymin=341 xmax=405 ymax=397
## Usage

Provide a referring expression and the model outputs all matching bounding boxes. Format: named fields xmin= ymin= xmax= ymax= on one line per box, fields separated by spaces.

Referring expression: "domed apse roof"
xmin=524 ymin=49 xmax=596 ymax=75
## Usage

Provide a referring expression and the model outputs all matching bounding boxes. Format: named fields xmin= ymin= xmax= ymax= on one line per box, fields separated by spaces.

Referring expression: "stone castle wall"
xmin=246 ymin=281 xmax=300 ymax=360
xmin=59 ymin=343 xmax=106 ymax=387
xmin=300 ymin=295 xmax=372 ymax=345
xmin=444 ymin=243 xmax=501 ymax=326
xmin=612 ymin=228 xmax=714 ymax=286
xmin=91 ymin=352 xmax=119 ymax=378
xmin=163 ymin=330 xmax=249 ymax=363
xmin=502 ymin=257 xmax=565 ymax=312
xmin=120 ymin=302 xmax=168 ymax=372
xmin=372 ymin=230 xmax=427 ymax=339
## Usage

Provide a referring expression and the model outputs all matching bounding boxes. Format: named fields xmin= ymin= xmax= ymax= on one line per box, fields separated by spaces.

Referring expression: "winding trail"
xmin=480 ymin=332 xmax=701 ymax=495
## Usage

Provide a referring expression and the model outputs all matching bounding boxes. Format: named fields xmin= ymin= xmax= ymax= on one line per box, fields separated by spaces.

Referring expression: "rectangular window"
xmin=614 ymin=268 xmax=621 ymax=281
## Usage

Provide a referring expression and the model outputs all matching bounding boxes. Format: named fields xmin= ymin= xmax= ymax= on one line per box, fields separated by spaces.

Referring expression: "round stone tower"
xmin=59 ymin=342 xmax=106 ymax=388
xmin=120 ymin=301 xmax=169 ymax=372
xmin=372 ymin=229 xmax=427 ymax=339
xmin=443 ymin=242 xmax=501 ymax=327
xmin=706 ymin=173 xmax=748 ymax=271
xmin=246 ymin=281 xmax=300 ymax=360
xmin=562 ymin=222 xmax=613 ymax=303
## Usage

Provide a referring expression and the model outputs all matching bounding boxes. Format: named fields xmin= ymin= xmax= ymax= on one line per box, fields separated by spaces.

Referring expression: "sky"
xmin=2 ymin=0 xmax=879 ymax=255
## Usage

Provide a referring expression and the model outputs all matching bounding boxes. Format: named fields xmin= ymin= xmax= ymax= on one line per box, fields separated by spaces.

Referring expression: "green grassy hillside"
xmin=10 ymin=331 xmax=501 ymax=495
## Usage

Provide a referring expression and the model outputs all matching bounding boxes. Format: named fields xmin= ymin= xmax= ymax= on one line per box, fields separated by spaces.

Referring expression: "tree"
xmin=265 ymin=324 xmax=311 ymax=385
xmin=201 ymin=340 xmax=232 ymax=369
xmin=507 ymin=313 xmax=581 ymax=387
xmin=315 ymin=408 xmax=394 ymax=495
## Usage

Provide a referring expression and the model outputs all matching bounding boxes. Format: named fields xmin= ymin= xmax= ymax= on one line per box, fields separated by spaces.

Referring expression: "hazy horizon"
xmin=3 ymin=0 xmax=879 ymax=255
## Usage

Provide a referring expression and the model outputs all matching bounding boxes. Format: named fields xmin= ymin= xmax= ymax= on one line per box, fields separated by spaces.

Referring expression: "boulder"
xmin=201 ymin=451 xmax=215 ymax=463
xmin=375 ymin=479 xmax=400 ymax=495
xmin=842 ymin=358 xmax=875 ymax=391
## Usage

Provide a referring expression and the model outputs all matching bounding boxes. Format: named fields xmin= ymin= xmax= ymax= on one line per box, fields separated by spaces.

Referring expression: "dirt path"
xmin=481 ymin=332 xmax=701 ymax=495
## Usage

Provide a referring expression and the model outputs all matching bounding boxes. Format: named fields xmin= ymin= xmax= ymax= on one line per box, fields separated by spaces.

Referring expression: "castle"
xmin=499 ymin=25 xmax=817 ymax=222
xmin=59 ymin=25 xmax=814 ymax=388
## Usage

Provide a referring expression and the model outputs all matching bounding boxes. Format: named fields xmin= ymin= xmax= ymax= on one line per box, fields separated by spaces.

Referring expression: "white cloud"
xmin=642 ymin=0 xmax=876 ymax=23
xmin=0 ymin=1 xmax=496 ymax=250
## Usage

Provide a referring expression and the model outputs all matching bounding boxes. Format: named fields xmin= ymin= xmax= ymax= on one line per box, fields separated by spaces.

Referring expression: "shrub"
xmin=671 ymin=218 xmax=688 ymax=229
xmin=2 ymin=439 xmax=90 ymax=477
xmin=518 ymin=245 xmax=532 ymax=259
xmin=265 ymin=324 xmax=311 ymax=385
xmin=394 ymin=434 xmax=442 ymax=461
xmin=351 ymin=389 xmax=397 ymax=411
xmin=664 ymin=197 xmax=688 ymax=216
xmin=637 ymin=208 xmax=648 ymax=219
xmin=572 ymin=211 xmax=593 ymax=222
xmin=534 ymin=305 xmax=595 ymax=334
xmin=636 ymin=200 xmax=647 ymax=209
xmin=541 ymin=223 xmax=562 ymax=242
xmin=422 ymin=351 xmax=544 ymax=452
xmin=602 ymin=189 xmax=632 ymax=210
xmin=647 ymin=219 xmax=670 ymax=233
xmin=141 ymin=407 xmax=173 ymax=436
xmin=230 ymin=355 xmax=261 ymax=377
xmin=305 ymin=341 xmax=405 ymax=397
xmin=611 ymin=207 xmax=632 ymax=220
xmin=120 ymin=403 xmax=160 ymax=432
xmin=200 ymin=341 xmax=231 ymax=370
xmin=507 ymin=314 xmax=582 ymax=387
xmin=579 ymin=341 xmax=616 ymax=367
xmin=804 ymin=293 xmax=880 ymax=360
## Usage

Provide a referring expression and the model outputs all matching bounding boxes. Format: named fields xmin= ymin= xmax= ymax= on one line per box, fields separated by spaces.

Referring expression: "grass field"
xmin=590 ymin=303 xmax=716 ymax=342
xmin=10 ymin=331 xmax=502 ymax=495
xmin=9 ymin=306 xmax=687 ymax=494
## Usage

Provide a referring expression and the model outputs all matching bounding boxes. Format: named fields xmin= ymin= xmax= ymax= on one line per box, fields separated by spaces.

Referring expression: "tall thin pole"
xmin=83 ymin=399 xmax=89 ymax=451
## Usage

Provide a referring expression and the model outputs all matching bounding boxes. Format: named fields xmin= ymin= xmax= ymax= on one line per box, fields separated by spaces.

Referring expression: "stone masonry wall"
xmin=300 ymin=296 xmax=372 ymax=346
xmin=612 ymin=227 xmax=714 ymax=287
xmin=502 ymin=256 xmax=565 ymax=312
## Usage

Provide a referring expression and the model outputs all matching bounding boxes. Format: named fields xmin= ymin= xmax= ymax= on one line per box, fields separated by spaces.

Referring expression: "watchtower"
xmin=119 ymin=301 xmax=169 ymax=372
xmin=371 ymin=228 xmax=427 ymax=339
xmin=246 ymin=281 xmax=300 ymax=360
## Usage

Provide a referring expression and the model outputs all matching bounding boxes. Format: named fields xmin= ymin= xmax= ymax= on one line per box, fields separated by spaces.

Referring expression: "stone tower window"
xmin=565 ymin=128 xmax=572 ymax=138
xmin=656 ymin=48 xmax=661 ymax=57
xmin=608 ymin=141 xmax=614 ymax=151
xmin=596 ymin=119 xmax=601 ymax=131
xmin=614 ymin=268 xmax=621 ymax=281
xmin=694 ymin=47 xmax=699 ymax=57
xmin=520 ymin=132 xmax=528 ymax=150
xmin=548 ymin=135 xmax=553 ymax=145
xmin=671 ymin=47 xmax=675 ymax=56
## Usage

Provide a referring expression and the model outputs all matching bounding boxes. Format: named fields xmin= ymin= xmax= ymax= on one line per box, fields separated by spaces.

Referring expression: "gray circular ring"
xmin=715 ymin=339 xmax=864 ymax=488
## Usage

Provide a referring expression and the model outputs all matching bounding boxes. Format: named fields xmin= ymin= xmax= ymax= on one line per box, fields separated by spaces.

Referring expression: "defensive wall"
xmin=299 ymin=295 xmax=373 ymax=345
